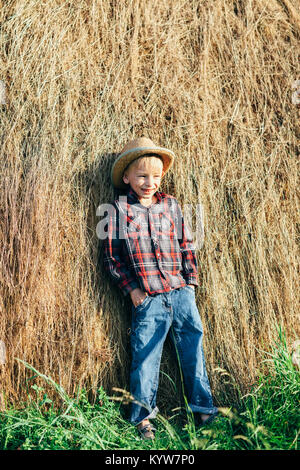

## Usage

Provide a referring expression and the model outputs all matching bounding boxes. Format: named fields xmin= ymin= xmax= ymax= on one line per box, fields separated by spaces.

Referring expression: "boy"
xmin=103 ymin=137 xmax=218 ymax=440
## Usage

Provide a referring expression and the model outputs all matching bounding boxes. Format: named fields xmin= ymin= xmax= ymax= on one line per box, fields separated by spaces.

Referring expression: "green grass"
xmin=0 ymin=329 xmax=299 ymax=450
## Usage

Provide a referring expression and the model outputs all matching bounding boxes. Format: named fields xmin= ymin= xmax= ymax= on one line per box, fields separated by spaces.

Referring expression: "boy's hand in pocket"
xmin=130 ymin=288 xmax=148 ymax=308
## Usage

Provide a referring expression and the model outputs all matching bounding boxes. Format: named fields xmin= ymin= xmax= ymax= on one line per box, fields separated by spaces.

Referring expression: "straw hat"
xmin=111 ymin=137 xmax=175 ymax=189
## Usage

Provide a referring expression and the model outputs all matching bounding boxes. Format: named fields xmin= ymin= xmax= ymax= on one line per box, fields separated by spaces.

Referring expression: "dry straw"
xmin=0 ymin=80 xmax=6 ymax=105
xmin=0 ymin=0 xmax=299 ymax=408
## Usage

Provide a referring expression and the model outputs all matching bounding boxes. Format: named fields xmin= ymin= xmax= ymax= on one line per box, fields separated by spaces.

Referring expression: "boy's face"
xmin=122 ymin=156 xmax=164 ymax=202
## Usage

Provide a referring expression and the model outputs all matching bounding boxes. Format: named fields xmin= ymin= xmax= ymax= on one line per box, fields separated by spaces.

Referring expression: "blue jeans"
xmin=129 ymin=285 xmax=218 ymax=425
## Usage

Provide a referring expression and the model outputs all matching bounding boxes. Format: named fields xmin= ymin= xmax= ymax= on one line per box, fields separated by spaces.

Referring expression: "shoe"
xmin=138 ymin=423 xmax=156 ymax=440
xmin=199 ymin=411 xmax=219 ymax=427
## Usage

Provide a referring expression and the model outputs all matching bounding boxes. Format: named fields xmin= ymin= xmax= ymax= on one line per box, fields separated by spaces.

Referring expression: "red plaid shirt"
xmin=103 ymin=187 xmax=199 ymax=296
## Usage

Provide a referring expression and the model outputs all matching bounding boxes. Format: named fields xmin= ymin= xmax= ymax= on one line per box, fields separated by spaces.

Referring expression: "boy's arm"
xmin=176 ymin=201 xmax=199 ymax=286
xmin=103 ymin=203 xmax=140 ymax=296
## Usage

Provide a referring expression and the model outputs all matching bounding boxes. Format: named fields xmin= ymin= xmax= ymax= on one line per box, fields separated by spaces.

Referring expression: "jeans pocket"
xmin=185 ymin=285 xmax=195 ymax=292
xmin=134 ymin=294 xmax=151 ymax=312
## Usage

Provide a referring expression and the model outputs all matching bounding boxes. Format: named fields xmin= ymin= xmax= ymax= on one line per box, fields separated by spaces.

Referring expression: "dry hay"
xmin=0 ymin=0 xmax=299 ymax=409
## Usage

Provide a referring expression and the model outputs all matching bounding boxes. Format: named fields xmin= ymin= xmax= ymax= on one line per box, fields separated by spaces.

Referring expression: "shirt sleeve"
xmin=175 ymin=201 xmax=199 ymax=286
xmin=103 ymin=202 xmax=140 ymax=296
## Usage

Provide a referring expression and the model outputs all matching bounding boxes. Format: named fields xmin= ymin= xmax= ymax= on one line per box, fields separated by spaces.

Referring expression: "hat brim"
xmin=111 ymin=146 xmax=175 ymax=189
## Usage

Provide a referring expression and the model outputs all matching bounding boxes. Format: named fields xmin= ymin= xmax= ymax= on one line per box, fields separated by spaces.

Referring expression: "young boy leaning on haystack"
xmin=103 ymin=137 xmax=218 ymax=440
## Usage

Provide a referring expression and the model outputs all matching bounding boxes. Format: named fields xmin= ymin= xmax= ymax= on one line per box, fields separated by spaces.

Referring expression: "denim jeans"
xmin=129 ymin=285 xmax=218 ymax=425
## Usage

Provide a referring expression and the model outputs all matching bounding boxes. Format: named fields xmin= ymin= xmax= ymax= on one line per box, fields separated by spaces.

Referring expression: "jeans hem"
xmin=131 ymin=406 xmax=159 ymax=426
xmin=187 ymin=404 xmax=219 ymax=415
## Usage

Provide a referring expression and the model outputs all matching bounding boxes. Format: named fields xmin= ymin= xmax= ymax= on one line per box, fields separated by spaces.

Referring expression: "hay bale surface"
xmin=0 ymin=0 xmax=299 ymax=408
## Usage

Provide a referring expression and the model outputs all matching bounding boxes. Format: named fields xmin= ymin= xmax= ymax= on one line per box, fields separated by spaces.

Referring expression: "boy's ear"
xmin=122 ymin=172 xmax=129 ymax=184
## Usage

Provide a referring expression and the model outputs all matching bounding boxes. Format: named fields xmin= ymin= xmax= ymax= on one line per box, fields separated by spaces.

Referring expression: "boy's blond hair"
xmin=124 ymin=154 xmax=164 ymax=176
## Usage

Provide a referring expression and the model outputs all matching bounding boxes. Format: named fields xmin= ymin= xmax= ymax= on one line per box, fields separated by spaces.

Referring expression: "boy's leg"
xmin=129 ymin=293 xmax=172 ymax=426
xmin=171 ymin=286 xmax=218 ymax=417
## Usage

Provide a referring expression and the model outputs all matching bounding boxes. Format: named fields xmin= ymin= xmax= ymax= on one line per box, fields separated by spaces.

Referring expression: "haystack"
xmin=0 ymin=0 xmax=299 ymax=409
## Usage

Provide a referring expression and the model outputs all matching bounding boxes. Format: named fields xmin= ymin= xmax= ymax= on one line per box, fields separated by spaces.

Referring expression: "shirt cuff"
xmin=118 ymin=278 xmax=140 ymax=297
xmin=183 ymin=273 xmax=199 ymax=286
